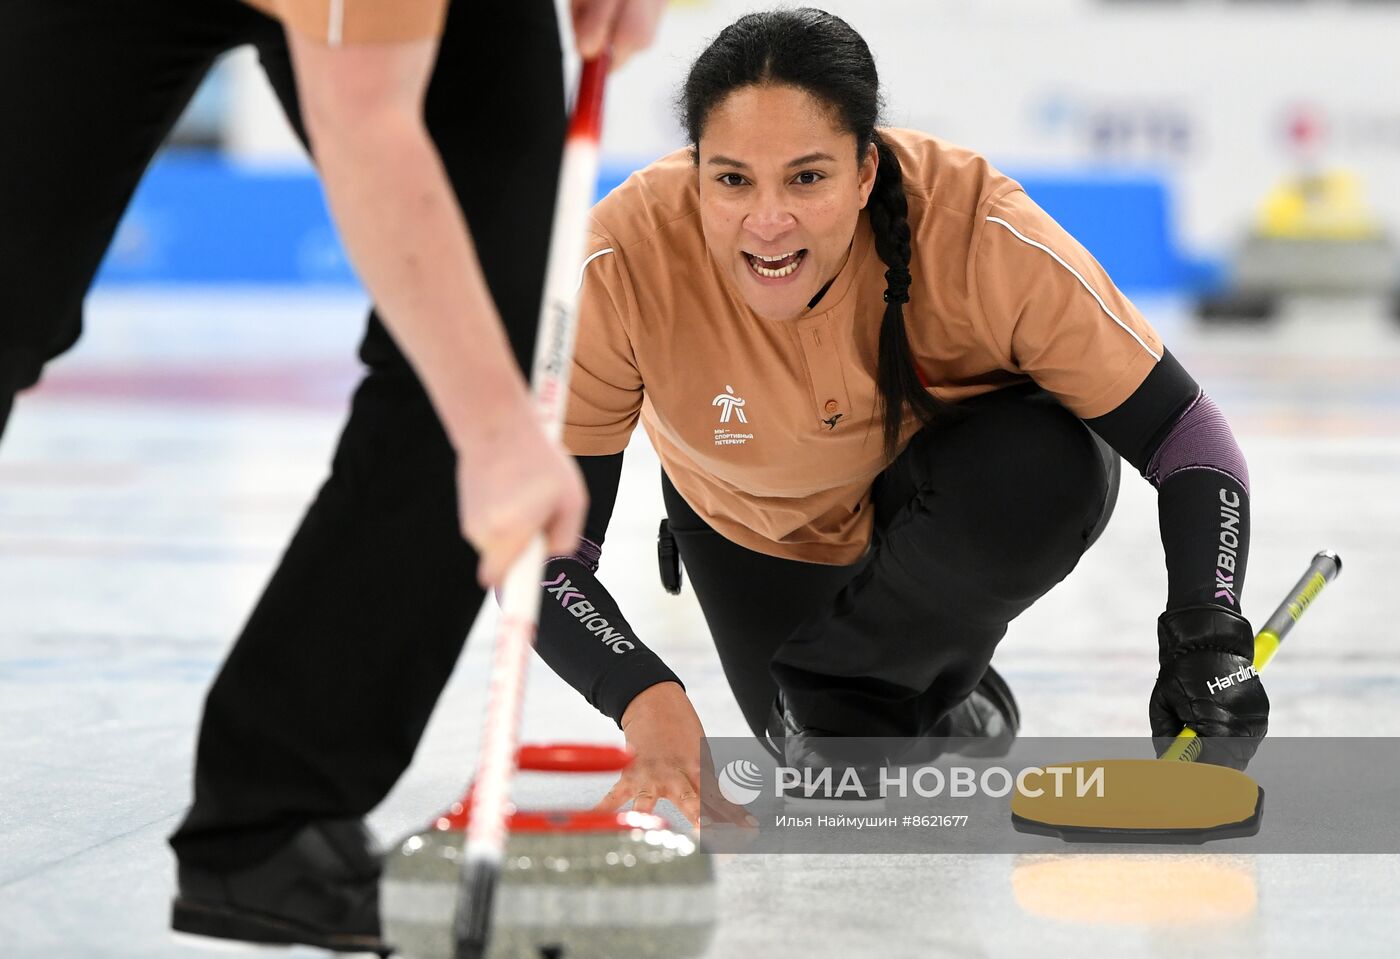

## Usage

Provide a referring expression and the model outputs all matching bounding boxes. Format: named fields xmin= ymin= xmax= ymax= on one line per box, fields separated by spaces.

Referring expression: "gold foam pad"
xmin=1009 ymin=759 xmax=1260 ymax=833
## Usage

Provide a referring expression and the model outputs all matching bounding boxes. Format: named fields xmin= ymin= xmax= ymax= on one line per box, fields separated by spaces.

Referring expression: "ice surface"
xmin=2 ymin=289 xmax=1396 ymax=957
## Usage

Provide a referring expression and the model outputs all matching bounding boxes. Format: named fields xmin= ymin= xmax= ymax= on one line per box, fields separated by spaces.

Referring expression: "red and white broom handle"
xmin=452 ymin=56 xmax=609 ymax=959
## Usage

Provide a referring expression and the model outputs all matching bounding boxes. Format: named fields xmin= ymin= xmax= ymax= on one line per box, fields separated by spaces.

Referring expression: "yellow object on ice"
xmin=1256 ymin=171 xmax=1384 ymax=241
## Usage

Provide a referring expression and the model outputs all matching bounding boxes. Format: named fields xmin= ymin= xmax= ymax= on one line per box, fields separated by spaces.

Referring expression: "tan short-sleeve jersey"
xmin=568 ymin=129 xmax=1163 ymax=565
xmin=242 ymin=0 xmax=448 ymax=45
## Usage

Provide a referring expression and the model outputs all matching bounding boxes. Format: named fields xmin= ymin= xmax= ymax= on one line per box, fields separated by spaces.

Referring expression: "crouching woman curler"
xmin=533 ymin=7 xmax=1267 ymax=821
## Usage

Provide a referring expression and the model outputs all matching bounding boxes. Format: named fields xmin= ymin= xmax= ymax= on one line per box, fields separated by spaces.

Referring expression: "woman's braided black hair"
xmin=681 ymin=7 xmax=953 ymax=460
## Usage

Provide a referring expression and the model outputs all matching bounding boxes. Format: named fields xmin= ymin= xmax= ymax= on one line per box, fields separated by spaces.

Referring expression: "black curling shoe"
xmin=769 ymin=694 xmax=891 ymax=808
xmin=172 ymin=818 xmax=391 ymax=956
xmin=941 ymin=664 xmax=1021 ymax=757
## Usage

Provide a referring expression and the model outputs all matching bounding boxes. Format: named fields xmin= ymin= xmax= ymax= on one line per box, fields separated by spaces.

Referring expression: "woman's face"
xmin=696 ymin=84 xmax=878 ymax=321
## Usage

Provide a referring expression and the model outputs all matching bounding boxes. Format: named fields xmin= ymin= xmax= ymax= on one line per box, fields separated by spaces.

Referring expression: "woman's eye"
xmin=718 ymin=173 xmax=747 ymax=187
xmin=794 ymin=171 xmax=825 ymax=185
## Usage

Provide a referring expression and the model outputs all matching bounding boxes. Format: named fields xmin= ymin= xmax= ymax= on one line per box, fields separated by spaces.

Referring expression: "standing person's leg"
xmin=170 ymin=0 xmax=564 ymax=882
xmin=0 ymin=0 xmax=254 ymax=439
xmin=771 ymin=387 xmax=1119 ymax=740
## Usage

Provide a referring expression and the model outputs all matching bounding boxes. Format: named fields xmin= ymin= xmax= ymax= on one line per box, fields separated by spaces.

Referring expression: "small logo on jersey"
xmin=717 ymin=759 xmax=765 ymax=806
xmin=713 ymin=385 xmax=755 ymax=447
xmin=713 ymin=385 xmax=748 ymax=423
xmin=823 ymin=412 xmax=844 ymax=430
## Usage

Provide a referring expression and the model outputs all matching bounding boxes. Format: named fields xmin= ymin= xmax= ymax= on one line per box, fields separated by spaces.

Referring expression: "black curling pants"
xmin=663 ymin=386 xmax=1120 ymax=743
xmin=0 ymin=0 xmax=566 ymax=869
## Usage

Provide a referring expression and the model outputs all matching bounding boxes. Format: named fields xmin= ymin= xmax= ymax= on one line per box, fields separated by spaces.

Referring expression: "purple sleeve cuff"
xmin=1145 ymin=391 xmax=1250 ymax=493
xmin=547 ymin=536 xmax=604 ymax=572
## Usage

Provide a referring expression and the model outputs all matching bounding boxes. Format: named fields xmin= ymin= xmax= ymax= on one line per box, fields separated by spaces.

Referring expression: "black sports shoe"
xmin=172 ymin=818 xmax=391 ymax=956
xmin=891 ymin=665 xmax=1021 ymax=765
xmin=942 ymin=664 xmax=1020 ymax=757
xmin=768 ymin=694 xmax=890 ymax=807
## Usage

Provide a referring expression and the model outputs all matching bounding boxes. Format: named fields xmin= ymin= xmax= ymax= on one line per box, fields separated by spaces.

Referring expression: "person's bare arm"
xmin=572 ymin=0 xmax=666 ymax=68
xmin=284 ymin=33 xmax=584 ymax=585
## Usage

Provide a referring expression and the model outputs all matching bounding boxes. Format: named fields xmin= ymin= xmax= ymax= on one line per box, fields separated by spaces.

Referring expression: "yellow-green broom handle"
xmin=1161 ymin=550 xmax=1342 ymax=763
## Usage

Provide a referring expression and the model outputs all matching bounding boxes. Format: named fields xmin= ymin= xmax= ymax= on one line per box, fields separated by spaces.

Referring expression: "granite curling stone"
xmin=381 ymin=744 xmax=717 ymax=959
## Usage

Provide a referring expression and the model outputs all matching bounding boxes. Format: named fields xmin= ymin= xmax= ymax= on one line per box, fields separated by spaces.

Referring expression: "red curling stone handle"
xmin=516 ymin=743 xmax=633 ymax=773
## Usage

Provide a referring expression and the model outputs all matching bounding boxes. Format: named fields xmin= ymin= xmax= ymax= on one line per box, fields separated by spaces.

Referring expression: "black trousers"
xmin=663 ymin=387 xmax=1120 ymax=743
xmin=0 ymin=0 xmax=565 ymax=869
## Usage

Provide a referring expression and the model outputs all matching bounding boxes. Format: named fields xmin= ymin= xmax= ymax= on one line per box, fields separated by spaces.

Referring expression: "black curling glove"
xmin=1149 ymin=605 xmax=1270 ymax=770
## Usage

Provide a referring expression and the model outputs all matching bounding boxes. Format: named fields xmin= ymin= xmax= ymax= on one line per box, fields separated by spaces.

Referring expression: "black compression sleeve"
xmin=578 ymin=452 xmax=624 ymax=545
xmin=1085 ymin=349 xmax=1198 ymax=473
xmin=1157 ymin=468 xmax=1249 ymax=611
xmin=1085 ymin=349 xmax=1251 ymax=614
xmin=533 ymin=453 xmax=684 ymax=726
